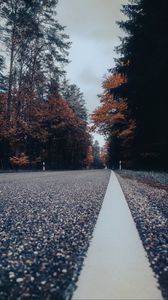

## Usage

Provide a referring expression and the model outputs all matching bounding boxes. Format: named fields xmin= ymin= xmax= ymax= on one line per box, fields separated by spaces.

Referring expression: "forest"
xmin=92 ymin=0 xmax=168 ymax=170
xmin=0 ymin=0 xmax=168 ymax=170
xmin=0 ymin=0 xmax=103 ymax=170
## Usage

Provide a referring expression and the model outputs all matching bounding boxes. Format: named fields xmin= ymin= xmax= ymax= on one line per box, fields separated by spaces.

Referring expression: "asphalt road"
xmin=0 ymin=170 xmax=110 ymax=300
xmin=117 ymin=171 xmax=168 ymax=299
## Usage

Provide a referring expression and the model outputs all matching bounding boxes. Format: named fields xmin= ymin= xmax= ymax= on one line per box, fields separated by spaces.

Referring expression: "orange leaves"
xmin=48 ymin=95 xmax=74 ymax=128
xmin=10 ymin=153 xmax=29 ymax=167
xmin=84 ymin=146 xmax=94 ymax=167
xmin=0 ymin=84 xmax=90 ymax=169
xmin=103 ymin=73 xmax=127 ymax=90
xmin=48 ymin=95 xmax=85 ymax=136
xmin=91 ymin=97 xmax=127 ymax=136
xmin=118 ymin=120 xmax=136 ymax=139
xmin=111 ymin=111 xmax=125 ymax=123
xmin=91 ymin=73 xmax=128 ymax=136
xmin=91 ymin=71 xmax=136 ymax=142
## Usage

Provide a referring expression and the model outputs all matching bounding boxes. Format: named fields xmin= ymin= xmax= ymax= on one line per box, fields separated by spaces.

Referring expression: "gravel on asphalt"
xmin=0 ymin=170 xmax=110 ymax=300
xmin=116 ymin=170 xmax=168 ymax=300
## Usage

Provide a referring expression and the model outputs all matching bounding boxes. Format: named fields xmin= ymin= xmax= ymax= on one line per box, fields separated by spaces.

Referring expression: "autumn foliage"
xmin=91 ymin=72 xmax=136 ymax=167
xmin=10 ymin=153 xmax=29 ymax=167
xmin=0 ymin=90 xmax=91 ymax=169
xmin=0 ymin=0 xmax=91 ymax=170
xmin=84 ymin=146 xmax=94 ymax=168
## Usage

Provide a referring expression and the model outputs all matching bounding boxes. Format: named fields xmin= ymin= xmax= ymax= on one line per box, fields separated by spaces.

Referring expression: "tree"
xmin=10 ymin=152 xmax=29 ymax=168
xmin=60 ymin=78 xmax=87 ymax=121
xmin=115 ymin=0 xmax=168 ymax=168
xmin=40 ymin=95 xmax=90 ymax=170
xmin=0 ymin=0 xmax=70 ymax=119
xmin=0 ymin=56 xmax=4 ymax=82
xmin=0 ymin=0 xmax=26 ymax=118
xmin=0 ymin=1 xmax=90 ymax=170
xmin=91 ymin=72 xmax=135 ymax=168
xmin=0 ymin=89 xmax=90 ymax=170
xmin=100 ymin=146 xmax=107 ymax=167
xmin=84 ymin=145 xmax=94 ymax=168
xmin=91 ymin=140 xmax=104 ymax=169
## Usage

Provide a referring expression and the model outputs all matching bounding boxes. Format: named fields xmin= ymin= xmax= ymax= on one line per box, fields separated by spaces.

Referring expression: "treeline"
xmin=92 ymin=0 xmax=168 ymax=170
xmin=0 ymin=0 xmax=90 ymax=170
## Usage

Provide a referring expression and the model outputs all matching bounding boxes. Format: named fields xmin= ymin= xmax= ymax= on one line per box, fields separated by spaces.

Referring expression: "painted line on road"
xmin=72 ymin=171 xmax=162 ymax=300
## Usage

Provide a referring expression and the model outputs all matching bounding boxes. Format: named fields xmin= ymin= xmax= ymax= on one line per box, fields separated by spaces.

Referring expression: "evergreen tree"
xmin=0 ymin=0 xmax=70 ymax=118
xmin=60 ymin=79 xmax=87 ymax=121
xmin=0 ymin=1 xmax=90 ymax=170
xmin=115 ymin=0 xmax=168 ymax=169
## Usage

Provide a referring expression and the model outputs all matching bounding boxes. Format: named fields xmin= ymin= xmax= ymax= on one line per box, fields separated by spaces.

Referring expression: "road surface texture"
xmin=116 ymin=170 xmax=168 ymax=300
xmin=0 ymin=170 xmax=110 ymax=300
xmin=73 ymin=171 xmax=162 ymax=300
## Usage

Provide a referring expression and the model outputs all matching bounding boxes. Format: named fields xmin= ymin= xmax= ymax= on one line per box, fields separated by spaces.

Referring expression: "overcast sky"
xmin=57 ymin=0 xmax=127 ymax=146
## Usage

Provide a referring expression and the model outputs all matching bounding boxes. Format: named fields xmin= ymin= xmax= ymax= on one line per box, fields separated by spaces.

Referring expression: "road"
xmin=0 ymin=170 xmax=110 ymax=300
xmin=73 ymin=171 xmax=162 ymax=300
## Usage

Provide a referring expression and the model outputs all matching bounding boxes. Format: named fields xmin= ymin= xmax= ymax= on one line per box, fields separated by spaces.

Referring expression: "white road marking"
xmin=72 ymin=171 xmax=162 ymax=300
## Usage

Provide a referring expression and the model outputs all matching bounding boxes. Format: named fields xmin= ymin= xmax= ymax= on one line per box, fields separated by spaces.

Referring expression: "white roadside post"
xmin=43 ymin=162 xmax=46 ymax=171
xmin=119 ymin=160 xmax=122 ymax=170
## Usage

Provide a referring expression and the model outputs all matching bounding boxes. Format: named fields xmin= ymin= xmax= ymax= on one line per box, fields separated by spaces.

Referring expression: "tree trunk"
xmin=7 ymin=25 xmax=16 ymax=121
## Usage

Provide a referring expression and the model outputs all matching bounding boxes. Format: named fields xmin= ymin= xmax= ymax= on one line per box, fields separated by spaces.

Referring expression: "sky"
xmin=57 ymin=0 xmax=127 ymax=146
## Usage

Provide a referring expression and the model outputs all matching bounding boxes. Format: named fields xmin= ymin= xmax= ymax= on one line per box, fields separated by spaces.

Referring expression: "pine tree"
xmin=0 ymin=1 xmax=91 ymax=170
xmin=115 ymin=0 xmax=168 ymax=168
xmin=0 ymin=0 xmax=70 ymax=118
xmin=60 ymin=79 xmax=87 ymax=121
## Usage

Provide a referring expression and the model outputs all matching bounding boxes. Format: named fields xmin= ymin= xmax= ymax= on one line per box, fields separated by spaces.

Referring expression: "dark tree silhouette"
xmin=115 ymin=0 xmax=168 ymax=169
